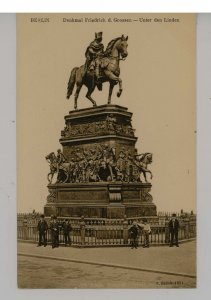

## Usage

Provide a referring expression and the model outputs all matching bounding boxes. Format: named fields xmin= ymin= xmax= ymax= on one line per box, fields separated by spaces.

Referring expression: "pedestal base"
xmin=44 ymin=105 xmax=157 ymax=219
xmin=44 ymin=182 xmax=157 ymax=218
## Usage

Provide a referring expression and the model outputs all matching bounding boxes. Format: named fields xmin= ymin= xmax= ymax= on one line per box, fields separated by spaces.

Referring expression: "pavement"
xmin=18 ymin=255 xmax=196 ymax=288
xmin=18 ymin=240 xmax=196 ymax=279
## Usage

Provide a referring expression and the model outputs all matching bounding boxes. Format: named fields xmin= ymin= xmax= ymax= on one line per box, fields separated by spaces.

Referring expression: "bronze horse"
xmin=45 ymin=152 xmax=71 ymax=184
xmin=45 ymin=152 xmax=57 ymax=183
xmin=66 ymin=35 xmax=128 ymax=109
xmin=137 ymin=153 xmax=153 ymax=183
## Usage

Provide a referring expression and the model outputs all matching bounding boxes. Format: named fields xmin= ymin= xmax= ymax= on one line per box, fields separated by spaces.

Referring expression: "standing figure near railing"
xmin=168 ymin=213 xmax=180 ymax=247
xmin=62 ymin=219 xmax=73 ymax=246
xmin=137 ymin=218 xmax=151 ymax=248
xmin=37 ymin=214 xmax=48 ymax=247
xmin=128 ymin=221 xmax=139 ymax=249
xmin=50 ymin=216 xmax=60 ymax=249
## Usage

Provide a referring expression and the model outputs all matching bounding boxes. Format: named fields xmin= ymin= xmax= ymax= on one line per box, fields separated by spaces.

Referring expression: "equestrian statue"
xmin=132 ymin=153 xmax=153 ymax=183
xmin=66 ymin=32 xmax=128 ymax=109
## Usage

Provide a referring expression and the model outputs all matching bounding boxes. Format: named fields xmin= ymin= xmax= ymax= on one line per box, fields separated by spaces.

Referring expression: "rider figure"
xmin=85 ymin=32 xmax=104 ymax=90
xmin=56 ymin=149 xmax=67 ymax=172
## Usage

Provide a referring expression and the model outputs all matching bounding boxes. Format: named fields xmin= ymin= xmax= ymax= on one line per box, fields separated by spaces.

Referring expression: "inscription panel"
xmin=60 ymin=207 xmax=107 ymax=218
xmin=122 ymin=190 xmax=140 ymax=200
xmin=58 ymin=190 xmax=108 ymax=202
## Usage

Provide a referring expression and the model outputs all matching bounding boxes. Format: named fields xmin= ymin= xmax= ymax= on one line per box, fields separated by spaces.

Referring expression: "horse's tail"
xmin=66 ymin=67 xmax=78 ymax=99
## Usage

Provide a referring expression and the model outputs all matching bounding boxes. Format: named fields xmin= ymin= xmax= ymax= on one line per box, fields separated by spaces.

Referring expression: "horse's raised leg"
xmin=142 ymin=172 xmax=148 ymax=183
xmin=86 ymin=85 xmax=97 ymax=107
xmin=108 ymin=82 xmax=115 ymax=104
xmin=47 ymin=173 xmax=51 ymax=183
xmin=48 ymin=172 xmax=53 ymax=184
xmin=143 ymin=170 xmax=153 ymax=182
xmin=63 ymin=171 xmax=69 ymax=183
xmin=104 ymin=70 xmax=122 ymax=99
xmin=116 ymin=78 xmax=122 ymax=98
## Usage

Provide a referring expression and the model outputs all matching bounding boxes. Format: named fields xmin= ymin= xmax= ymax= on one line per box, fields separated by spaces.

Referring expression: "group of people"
xmin=129 ymin=214 xmax=180 ymax=249
xmin=129 ymin=218 xmax=152 ymax=249
xmin=37 ymin=215 xmax=72 ymax=248
xmin=37 ymin=213 xmax=180 ymax=249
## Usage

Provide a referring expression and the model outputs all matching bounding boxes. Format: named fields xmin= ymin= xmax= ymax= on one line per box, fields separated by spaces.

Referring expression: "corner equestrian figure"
xmin=56 ymin=149 xmax=67 ymax=170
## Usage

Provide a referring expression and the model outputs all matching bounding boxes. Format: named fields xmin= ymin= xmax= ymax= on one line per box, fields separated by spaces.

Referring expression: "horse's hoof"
xmin=93 ymin=103 xmax=97 ymax=107
xmin=117 ymin=92 xmax=121 ymax=98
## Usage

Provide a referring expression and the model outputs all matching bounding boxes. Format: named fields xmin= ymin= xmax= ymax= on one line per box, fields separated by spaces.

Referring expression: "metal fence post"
xmin=184 ymin=218 xmax=190 ymax=239
xmin=164 ymin=219 xmax=169 ymax=244
xmin=192 ymin=222 xmax=196 ymax=238
xmin=80 ymin=216 xmax=85 ymax=247
xmin=23 ymin=218 xmax=28 ymax=240
xmin=123 ymin=215 xmax=128 ymax=245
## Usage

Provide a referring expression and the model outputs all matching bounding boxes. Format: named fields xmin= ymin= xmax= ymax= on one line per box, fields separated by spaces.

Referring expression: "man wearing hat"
xmin=50 ymin=216 xmax=60 ymax=248
xmin=85 ymin=32 xmax=104 ymax=90
xmin=168 ymin=213 xmax=180 ymax=247
xmin=128 ymin=221 xmax=139 ymax=249
xmin=137 ymin=218 xmax=151 ymax=248
xmin=62 ymin=219 xmax=73 ymax=246
xmin=37 ymin=214 xmax=48 ymax=247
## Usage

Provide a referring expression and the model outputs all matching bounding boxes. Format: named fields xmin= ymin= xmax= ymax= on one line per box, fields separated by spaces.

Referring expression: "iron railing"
xmin=17 ymin=214 xmax=196 ymax=247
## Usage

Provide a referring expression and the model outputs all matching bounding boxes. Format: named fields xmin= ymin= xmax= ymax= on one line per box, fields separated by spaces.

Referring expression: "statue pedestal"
xmin=45 ymin=104 xmax=157 ymax=218
xmin=60 ymin=104 xmax=138 ymax=161
xmin=44 ymin=182 xmax=157 ymax=218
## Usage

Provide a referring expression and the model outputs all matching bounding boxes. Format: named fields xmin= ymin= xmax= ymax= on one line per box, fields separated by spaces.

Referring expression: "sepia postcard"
xmin=17 ymin=13 xmax=196 ymax=289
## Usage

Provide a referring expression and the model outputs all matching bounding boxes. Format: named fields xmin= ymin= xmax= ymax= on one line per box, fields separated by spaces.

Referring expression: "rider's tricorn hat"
xmin=95 ymin=32 xmax=103 ymax=39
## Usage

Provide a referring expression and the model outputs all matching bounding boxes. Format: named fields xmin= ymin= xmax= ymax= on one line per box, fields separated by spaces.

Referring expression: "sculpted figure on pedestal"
xmin=133 ymin=152 xmax=153 ymax=183
xmin=85 ymin=32 xmax=105 ymax=91
xmin=106 ymin=114 xmax=117 ymax=132
xmin=46 ymin=144 xmax=153 ymax=184
xmin=46 ymin=152 xmax=57 ymax=183
xmin=66 ymin=33 xmax=128 ymax=109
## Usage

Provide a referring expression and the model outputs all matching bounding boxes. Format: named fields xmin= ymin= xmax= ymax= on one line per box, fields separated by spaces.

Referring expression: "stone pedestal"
xmin=44 ymin=104 xmax=157 ymax=218
xmin=44 ymin=182 xmax=157 ymax=218
xmin=60 ymin=104 xmax=137 ymax=160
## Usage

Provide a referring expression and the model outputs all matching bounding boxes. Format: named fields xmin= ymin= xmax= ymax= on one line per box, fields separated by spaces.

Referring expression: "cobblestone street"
xmin=18 ymin=241 xmax=196 ymax=288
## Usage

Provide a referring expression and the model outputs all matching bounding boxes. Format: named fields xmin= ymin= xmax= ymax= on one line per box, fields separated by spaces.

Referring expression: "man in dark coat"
xmin=37 ymin=214 xmax=48 ymax=247
xmin=129 ymin=221 xmax=139 ymax=249
xmin=168 ymin=213 xmax=180 ymax=247
xmin=62 ymin=219 xmax=73 ymax=246
xmin=50 ymin=216 xmax=60 ymax=248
